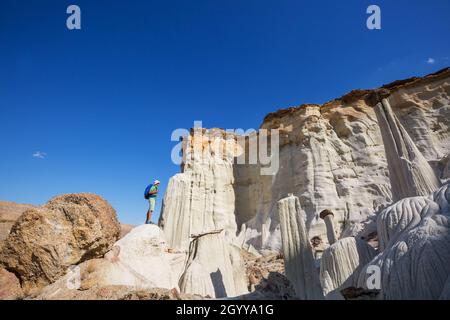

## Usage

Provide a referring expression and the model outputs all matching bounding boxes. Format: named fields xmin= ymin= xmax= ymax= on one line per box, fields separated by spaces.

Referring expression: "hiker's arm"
xmin=149 ymin=187 xmax=158 ymax=195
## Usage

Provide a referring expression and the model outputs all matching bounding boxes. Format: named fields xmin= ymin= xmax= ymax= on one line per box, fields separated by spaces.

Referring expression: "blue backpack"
xmin=144 ymin=184 xmax=153 ymax=199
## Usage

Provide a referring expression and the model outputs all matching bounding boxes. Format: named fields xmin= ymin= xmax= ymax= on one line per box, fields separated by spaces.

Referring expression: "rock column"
xmin=374 ymin=95 xmax=441 ymax=201
xmin=178 ymin=230 xmax=248 ymax=298
xmin=278 ymin=194 xmax=324 ymax=299
xmin=319 ymin=209 xmax=338 ymax=245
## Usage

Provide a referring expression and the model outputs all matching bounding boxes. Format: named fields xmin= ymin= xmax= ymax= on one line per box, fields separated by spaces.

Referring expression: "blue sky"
xmin=1 ymin=0 xmax=449 ymax=225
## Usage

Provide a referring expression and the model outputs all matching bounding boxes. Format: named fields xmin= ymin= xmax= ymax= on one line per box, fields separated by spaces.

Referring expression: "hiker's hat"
xmin=154 ymin=179 xmax=160 ymax=185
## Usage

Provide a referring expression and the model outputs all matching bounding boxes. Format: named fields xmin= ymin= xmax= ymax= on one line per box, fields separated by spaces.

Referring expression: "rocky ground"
xmin=240 ymin=251 xmax=295 ymax=300
xmin=0 ymin=194 xmax=295 ymax=300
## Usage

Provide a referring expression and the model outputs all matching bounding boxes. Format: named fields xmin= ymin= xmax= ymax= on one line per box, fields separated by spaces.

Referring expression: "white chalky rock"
xmin=179 ymin=261 xmax=215 ymax=297
xmin=319 ymin=237 xmax=376 ymax=296
xmin=159 ymin=129 xmax=240 ymax=251
xmin=36 ymin=225 xmax=182 ymax=299
xmin=376 ymin=196 xmax=434 ymax=251
xmin=161 ymin=70 xmax=450 ymax=252
xmin=374 ymin=98 xmax=442 ymax=202
xmin=178 ymin=230 xmax=248 ymax=298
xmin=278 ymin=194 xmax=324 ymax=299
xmin=356 ymin=183 xmax=450 ymax=299
xmin=99 ymin=224 xmax=177 ymax=289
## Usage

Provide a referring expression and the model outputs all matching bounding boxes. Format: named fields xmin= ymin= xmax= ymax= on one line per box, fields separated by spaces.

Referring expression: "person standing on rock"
xmin=144 ymin=180 xmax=160 ymax=224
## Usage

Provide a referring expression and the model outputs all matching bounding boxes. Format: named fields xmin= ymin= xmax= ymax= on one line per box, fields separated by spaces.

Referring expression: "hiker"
xmin=144 ymin=179 xmax=160 ymax=224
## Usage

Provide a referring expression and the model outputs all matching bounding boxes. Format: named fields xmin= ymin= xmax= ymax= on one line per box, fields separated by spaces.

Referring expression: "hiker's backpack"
xmin=144 ymin=184 xmax=153 ymax=199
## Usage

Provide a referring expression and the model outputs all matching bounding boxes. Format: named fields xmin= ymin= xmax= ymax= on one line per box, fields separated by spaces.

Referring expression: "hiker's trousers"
xmin=148 ymin=197 xmax=156 ymax=212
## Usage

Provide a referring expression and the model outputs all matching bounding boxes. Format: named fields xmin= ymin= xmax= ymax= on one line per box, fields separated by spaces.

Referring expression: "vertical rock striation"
xmin=178 ymin=230 xmax=248 ymax=298
xmin=160 ymin=69 xmax=450 ymax=252
xmin=355 ymin=182 xmax=450 ymax=299
xmin=159 ymin=129 xmax=241 ymax=251
xmin=277 ymin=194 xmax=323 ymax=299
xmin=374 ymin=96 xmax=442 ymax=202
xmin=319 ymin=237 xmax=376 ymax=296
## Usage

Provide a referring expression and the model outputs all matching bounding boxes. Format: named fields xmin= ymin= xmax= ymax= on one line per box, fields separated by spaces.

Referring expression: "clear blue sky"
xmin=1 ymin=0 xmax=449 ymax=225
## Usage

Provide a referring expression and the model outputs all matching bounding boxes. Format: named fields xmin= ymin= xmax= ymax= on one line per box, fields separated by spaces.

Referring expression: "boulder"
xmin=356 ymin=183 xmax=450 ymax=299
xmin=36 ymin=224 xmax=183 ymax=299
xmin=0 ymin=201 xmax=36 ymax=242
xmin=0 ymin=267 xmax=23 ymax=300
xmin=120 ymin=224 xmax=135 ymax=239
xmin=319 ymin=237 xmax=376 ymax=296
xmin=0 ymin=193 xmax=120 ymax=290
xmin=99 ymin=224 xmax=180 ymax=289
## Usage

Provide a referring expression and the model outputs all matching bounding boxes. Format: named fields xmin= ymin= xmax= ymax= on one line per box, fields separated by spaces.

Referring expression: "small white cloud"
xmin=32 ymin=151 xmax=47 ymax=159
xmin=427 ymin=58 xmax=436 ymax=64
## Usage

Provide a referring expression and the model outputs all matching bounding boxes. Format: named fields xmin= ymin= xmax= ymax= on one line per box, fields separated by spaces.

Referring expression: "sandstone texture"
xmin=178 ymin=229 xmax=248 ymax=298
xmin=0 ymin=266 xmax=23 ymax=300
xmin=0 ymin=201 xmax=36 ymax=242
xmin=319 ymin=237 xmax=376 ymax=296
xmin=354 ymin=182 xmax=450 ymax=299
xmin=1 ymin=69 xmax=449 ymax=301
xmin=160 ymin=129 xmax=241 ymax=251
xmin=36 ymin=224 xmax=183 ymax=299
xmin=160 ymin=69 xmax=450 ymax=252
xmin=374 ymin=97 xmax=441 ymax=201
xmin=0 ymin=193 xmax=120 ymax=289
xmin=277 ymin=195 xmax=323 ymax=299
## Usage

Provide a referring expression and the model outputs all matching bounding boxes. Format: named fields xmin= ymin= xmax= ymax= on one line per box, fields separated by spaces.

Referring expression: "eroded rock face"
xmin=355 ymin=182 xmax=450 ymax=299
xmin=0 ymin=201 xmax=36 ymax=242
xmin=161 ymin=69 xmax=450 ymax=252
xmin=178 ymin=230 xmax=248 ymax=298
xmin=374 ymin=98 xmax=441 ymax=201
xmin=376 ymin=196 xmax=433 ymax=251
xmin=277 ymin=195 xmax=323 ymax=300
xmin=160 ymin=129 xmax=241 ymax=251
xmin=0 ymin=193 xmax=120 ymax=290
xmin=319 ymin=237 xmax=376 ymax=296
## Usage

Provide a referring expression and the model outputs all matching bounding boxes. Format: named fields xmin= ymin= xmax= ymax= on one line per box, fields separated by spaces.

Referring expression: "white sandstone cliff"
xmin=160 ymin=68 xmax=450 ymax=252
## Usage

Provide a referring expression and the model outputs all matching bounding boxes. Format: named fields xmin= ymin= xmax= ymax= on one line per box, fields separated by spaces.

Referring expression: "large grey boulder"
xmin=356 ymin=183 xmax=450 ymax=299
xmin=320 ymin=237 xmax=376 ymax=296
